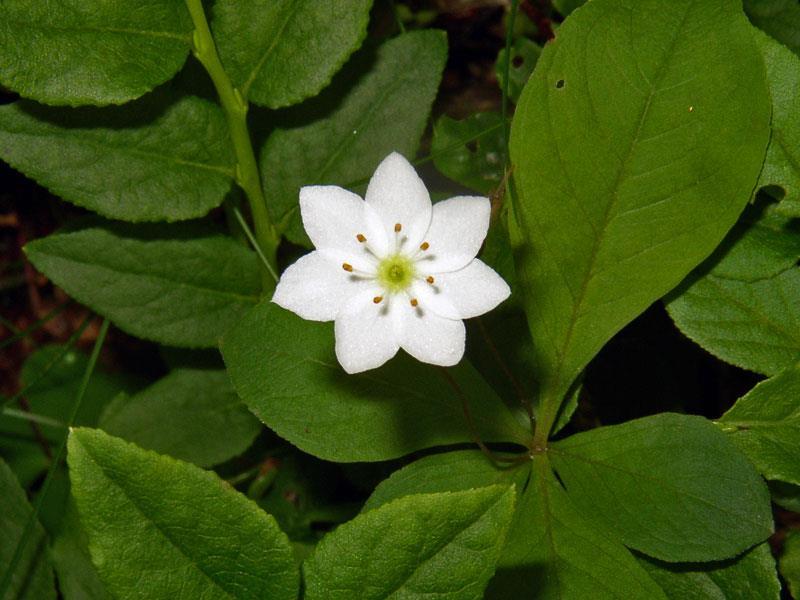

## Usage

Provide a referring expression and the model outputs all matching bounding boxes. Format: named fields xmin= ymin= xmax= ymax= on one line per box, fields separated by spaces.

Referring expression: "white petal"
xmin=335 ymin=291 xmax=400 ymax=374
xmin=300 ymin=185 xmax=387 ymax=269
xmin=428 ymin=259 xmax=511 ymax=319
xmin=365 ymin=152 xmax=432 ymax=250
xmin=272 ymin=251 xmax=369 ymax=321
xmin=398 ymin=304 xmax=465 ymax=367
xmin=419 ymin=196 xmax=491 ymax=273
xmin=410 ymin=280 xmax=461 ymax=320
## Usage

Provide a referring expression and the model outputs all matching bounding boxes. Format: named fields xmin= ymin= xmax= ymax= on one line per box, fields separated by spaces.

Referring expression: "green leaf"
xmin=220 ymin=301 xmax=530 ymax=462
xmin=509 ymin=0 xmax=771 ymax=429
xmin=365 ymin=450 xmax=530 ymax=511
xmin=50 ymin=501 xmax=110 ymax=600
xmin=666 ymin=267 xmax=800 ymax=376
xmin=639 ymin=543 xmax=780 ymax=600
xmin=25 ymin=223 xmax=261 ymax=348
xmin=487 ymin=457 xmax=667 ymax=599
xmin=0 ymin=458 xmax=56 ymax=600
xmin=780 ymin=531 xmax=800 ymax=599
xmin=67 ymin=428 xmax=298 ymax=600
xmin=304 ymin=486 xmax=515 ymax=600
xmin=753 ymin=28 xmax=800 ymax=204
xmin=719 ymin=363 xmax=800 ymax=485
xmin=550 ymin=413 xmax=773 ymax=562
xmin=552 ymin=0 xmax=588 ymax=17
xmin=260 ymin=30 xmax=447 ymax=244
xmin=431 ymin=112 xmax=505 ymax=195
xmin=100 ymin=368 xmax=261 ymax=468
xmin=495 ymin=37 xmax=541 ymax=104
xmin=745 ymin=0 xmax=800 ymax=56
xmin=0 ymin=0 xmax=192 ymax=106
xmin=702 ymin=199 xmax=800 ymax=282
xmin=769 ymin=480 xmax=800 ymax=512
xmin=211 ymin=0 xmax=372 ymax=108
xmin=0 ymin=96 xmax=235 ymax=222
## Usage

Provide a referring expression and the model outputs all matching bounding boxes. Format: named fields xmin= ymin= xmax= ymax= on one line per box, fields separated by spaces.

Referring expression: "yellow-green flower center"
xmin=376 ymin=254 xmax=415 ymax=293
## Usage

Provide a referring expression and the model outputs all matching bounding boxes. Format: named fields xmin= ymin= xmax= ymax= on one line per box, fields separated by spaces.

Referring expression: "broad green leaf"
xmin=703 ymin=199 xmax=800 ymax=282
xmin=778 ymin=198 xmax=800 ymax=217
xmin=260 ymin=30 xmax=447 ymax=244
xmin=666 ymin=267 xmax=800 ymax=376
xmin=0 ymin=0 xmax=192 ymax=106
xmin=639 ymin=543 xmax=780 ymax=600
xmin=745 ymin=0 xmax=800 ymax=56
xmin=211 ymin=0 xmax=372 ymax=108
xmin=220 ymin=301 xmax=530 ymax=462
xmin=365 ymin=450 xmax=530 ymax=511
xmin=769 ymin=480 xmax=800 ymax=512
xmin=0 ymin=96 xmax=235 ymax=222
xmin=780 ymin=531 xmax=800 ymax=599
xmin=719 ymin=363 xmax=800 ymax=485
xmin=509 ymin=0 xmax=770 ymax=427
xmin=495 ymin=37 xmax=541 ymax=103
xmin=0 ymin=458 xmax=56 ymax=600
xmin=304 ymin=486 xmax=515 ymax=600
xmin=100 ymin=368 xmax=261 ymax=468
xmin=431 ymin=112 xmax=505 ymax=195
xmin=25 ymin=223 xmax=260 ymax=348
xmin=550 ymin=413 xmax=773 ymax=562
xmin=67 ymin=428 xmax=298 ymax=600
xmin=51 ymin=501 xmax=110 ymax=600
xmin=754 ymin=28 xmax=800 ymax=204
xmin=487 ymin=456 xmax=667 ymax=599
xmin=552 ymin=0 xmax=588 ymax=16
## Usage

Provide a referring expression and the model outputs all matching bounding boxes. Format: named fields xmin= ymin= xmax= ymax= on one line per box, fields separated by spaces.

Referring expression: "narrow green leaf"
xmin=509 ymin=0 xmax=770 ymax=427
xmin=25 ymin=223 xmax=261 ymax=348
xmin=0 ymin=458 xmax=56 ymax=600
xmin=50 ymin=501 xmax=110 ymax=600
xmin=745 ymin=0 xmax=800 ymax=56
xmin=260 ymin=30 xmax=447 ymax=244
xmin=487 ymin=457 xmax=667 ymax=599
xmin=100 ymin=368 xmax=261 ymax=468
xmin=780 ymin=531 xmax=800 ymax=599
xmin=220 ymin=301 xmax=530 ymax=462
xmin=667 ymin=267 xmax=800 ymax=376
xmin=550 ymin=413 xmax=773 ymax=562
xmin=639 ymin=543 xmax=781 ymax=600
xmin=0 ymin=96 xmax=235 ymax=222
xmin=753 ymin=28 xmax=800 ymax=204
xmin=211 ymin=0 xmax=372 ymax=108
xmin=67 ymin=428 xmax=298 ymax=600
xmin=0 ymin=0 xmax=192 ymax=106
xmin=431 ymin=112 xmax=505 ymax=195
xmin=495 ymin=38 xmax=540 ymax=104
xmin=365 ymin=450 xmax=530 ymax=511
xmin=304 ymin=486 xmax=516 ymax=600
xmin=719 ymin=363 xmax=800 ymax=485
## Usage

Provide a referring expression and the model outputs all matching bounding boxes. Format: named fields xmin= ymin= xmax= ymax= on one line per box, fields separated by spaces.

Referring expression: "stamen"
xmin=410 ymin=298 xmax=418 ymax=307
xmin=419 ymin=242 xmax=429 ymax=251
xmin=342 ymin=263 xmax=353 ymax=272
xmin=426 ymin=275 xmax=435 ymax=284
xmin=373 ymin=296 xmax=383 ymax=304
xmin=394 ymin=223 xmax=402 ymax=233
xmin=356 ymin=234 xmax=367 ymax=243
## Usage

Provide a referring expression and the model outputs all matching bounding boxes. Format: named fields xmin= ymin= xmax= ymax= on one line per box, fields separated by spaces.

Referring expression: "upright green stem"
xmin=501 ymin=0 xmax=520 ymax=169
xmin=185 ymin=0 xmax=279 ymax=288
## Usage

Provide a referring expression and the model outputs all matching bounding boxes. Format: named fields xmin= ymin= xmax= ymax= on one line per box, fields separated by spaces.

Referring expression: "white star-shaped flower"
xmin=272 ymin=152 xmax=511 ymax=374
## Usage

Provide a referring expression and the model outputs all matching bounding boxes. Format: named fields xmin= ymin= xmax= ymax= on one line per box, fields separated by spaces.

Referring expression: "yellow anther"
xmin=410 ymin=298 xmax=419 ymax=307
xmin=356 ymin=233 xmax=367 ymax=243
xmin=342 ymin=263 xmax=353 ymax=272
xmin=394 ymin=223 xmax=402 ymax=233
xmin=419 ymin=242 xmax=429 ymax=251
xmin=373 ymin=296 xmax=383 ymax=304
xmin=426 ymin=276 xmax=435 ymax=284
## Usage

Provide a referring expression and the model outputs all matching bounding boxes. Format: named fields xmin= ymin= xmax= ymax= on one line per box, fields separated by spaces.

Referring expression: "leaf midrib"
xmin=2 ymin=18 xmax=191 ymax=42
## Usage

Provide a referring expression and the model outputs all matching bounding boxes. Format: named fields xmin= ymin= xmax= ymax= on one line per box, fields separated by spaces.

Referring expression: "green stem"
xmin=0 ymin=301 xmax=72 ymax=351
xmin=501 ymin=0 xmax=520 ymax=169
xmin=0 ymin=319 xmax=109 ymax=599
xmin=533 ymin=398 xmax=559 ymax=447
xmin=185 ymin=0 xmax=280 ymax=290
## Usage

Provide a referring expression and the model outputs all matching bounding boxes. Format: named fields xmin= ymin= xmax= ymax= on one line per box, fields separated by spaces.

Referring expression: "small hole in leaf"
xmin=466 ymin=140 xmax=478 ymax=152
xmin=556 ymin=79 xmax=565 ymax=89
xmin=512 ymin=55 xmax=524 ymax=68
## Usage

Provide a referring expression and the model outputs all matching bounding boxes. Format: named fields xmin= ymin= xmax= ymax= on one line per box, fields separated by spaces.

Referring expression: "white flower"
xmin=272 ymin=152 xmax=511 ymax=374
